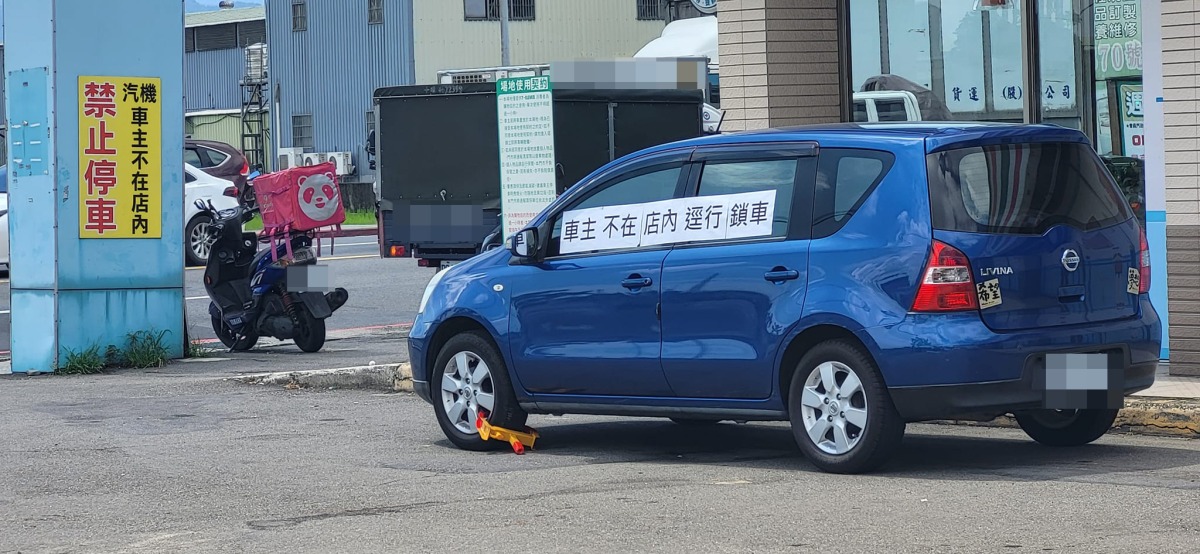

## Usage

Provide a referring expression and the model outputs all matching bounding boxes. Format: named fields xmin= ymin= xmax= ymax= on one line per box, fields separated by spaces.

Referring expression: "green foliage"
xmin=242 ymin=210 xmax=376 ymax=231
xmin=59 ymin=329 xmax=172 ymax=374
xmin=60 ymin=344 xmax=106 ymax=375
xmin=122 ymin=330 xmax=170 ymax=369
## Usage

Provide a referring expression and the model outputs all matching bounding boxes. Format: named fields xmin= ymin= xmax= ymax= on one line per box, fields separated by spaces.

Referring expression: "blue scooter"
xmin=194 ymin=199 xmax=349 ymax=352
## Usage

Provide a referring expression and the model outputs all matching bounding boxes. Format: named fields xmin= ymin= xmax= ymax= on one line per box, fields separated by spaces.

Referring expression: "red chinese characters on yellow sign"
xmin=78 ymin=76 xmax=162 ymax=238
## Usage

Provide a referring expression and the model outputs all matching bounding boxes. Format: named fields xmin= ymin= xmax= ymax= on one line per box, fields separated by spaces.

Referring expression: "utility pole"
xmin=499 ymin=0 xmax=511 ymax=66
xmin=1020 ymin=0 xmax=1042 ymax=123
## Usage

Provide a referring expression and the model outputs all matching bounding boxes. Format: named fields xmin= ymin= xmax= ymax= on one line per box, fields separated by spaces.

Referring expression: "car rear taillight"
xmin=240 ymin=161 xmax=250 ymax=176
xmin=912 ymin=240 xmax=978 ymax=312
xmin=389 ymin=245 xmax=406 ymax=257
xmin=1139 ymin=227 xmax=1151 ymax=294
xmin=223 ymin=186 xmax=238 ymax=198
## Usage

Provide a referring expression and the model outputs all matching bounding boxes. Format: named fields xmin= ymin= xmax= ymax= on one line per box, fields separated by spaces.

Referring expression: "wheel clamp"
xmin=476 ymin=414 xmax=539 ymax=455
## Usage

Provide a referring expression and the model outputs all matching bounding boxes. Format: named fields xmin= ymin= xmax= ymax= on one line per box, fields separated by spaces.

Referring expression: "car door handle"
xmin=764 ymin=268 xmax=800 ymax=283
xmin=622 ymin=276 xmax=653 ymax=289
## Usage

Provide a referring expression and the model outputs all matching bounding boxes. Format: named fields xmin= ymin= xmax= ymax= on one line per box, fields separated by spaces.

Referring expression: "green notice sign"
xmin=1094 ymin=0 xmax=1142 ymax=80
xmin=497 ymin=76 xmax=557 ymax=240
xmin=1118 ymin=83 xmax=1144 ymax=159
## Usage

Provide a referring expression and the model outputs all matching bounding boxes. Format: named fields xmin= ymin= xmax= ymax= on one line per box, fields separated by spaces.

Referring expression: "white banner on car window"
xmin=559 ymin=190 xmax=777 ymax=254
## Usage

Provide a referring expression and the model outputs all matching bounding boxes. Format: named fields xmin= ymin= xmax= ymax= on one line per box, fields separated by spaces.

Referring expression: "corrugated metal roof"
xmin=186 ymin=7 xmax=265 ymax=28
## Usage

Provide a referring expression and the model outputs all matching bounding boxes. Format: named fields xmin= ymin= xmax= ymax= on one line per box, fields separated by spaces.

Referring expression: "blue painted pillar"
xmin=1142 ymin=0 xmax=1169 ymax=361
xmin=4 ymin=0 xmax=185 ymax=373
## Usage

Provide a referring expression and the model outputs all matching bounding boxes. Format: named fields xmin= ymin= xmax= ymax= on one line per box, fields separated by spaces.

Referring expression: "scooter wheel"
xmin=211 ymin=313 xmax=259 ymax=351
xmin=294 ymin=312 xmax=326 ymax=353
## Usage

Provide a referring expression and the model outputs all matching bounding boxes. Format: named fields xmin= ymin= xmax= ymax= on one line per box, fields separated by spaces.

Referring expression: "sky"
xmin=0 ymin=1 xmax=265 ymax=40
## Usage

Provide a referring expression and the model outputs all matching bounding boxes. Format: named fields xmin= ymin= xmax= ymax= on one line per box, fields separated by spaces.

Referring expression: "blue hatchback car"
xmin=408 ymin=123 xmax=1161 ymax=474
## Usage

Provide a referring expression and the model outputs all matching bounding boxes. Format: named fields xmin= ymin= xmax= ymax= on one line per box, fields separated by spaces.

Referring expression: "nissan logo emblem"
xmin=1062 ymin=249 xmax=1081 ymax=272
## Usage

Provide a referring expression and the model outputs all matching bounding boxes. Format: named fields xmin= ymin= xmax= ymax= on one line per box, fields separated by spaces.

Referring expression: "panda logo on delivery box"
xmin=297 ymin=171 xmax=341 ymax=222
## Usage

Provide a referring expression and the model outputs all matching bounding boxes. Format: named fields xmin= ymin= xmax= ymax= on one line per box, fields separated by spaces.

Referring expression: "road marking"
xmin=187 ymin=296 xmax=208 ymax=301
xmin=0 ymin=322 xmax=412 ymax=358
xmin=185 ymin=252 xmax=377 ymax=270
xmin=190 ymin=322 xmax=413 ymax=345
xmin=0 ymin=310 xmax=8 ymax=315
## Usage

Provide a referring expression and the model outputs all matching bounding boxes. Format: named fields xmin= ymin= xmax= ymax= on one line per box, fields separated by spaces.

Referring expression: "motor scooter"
xmin=195 ymin=199 xmax=349 ymax=352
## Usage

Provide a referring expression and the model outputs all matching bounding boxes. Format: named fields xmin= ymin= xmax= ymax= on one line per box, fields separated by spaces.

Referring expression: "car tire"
xmin=787 ymin=340 xmax=905 ymax=474
xmin=670 ymin=418 xmax=722 ymax=426
xmin=186 ymin=215 xmax=214 ymax=267
xmin=1013 ymin=409 xmax=1119 ymax=447
xmin=432 ymin=330 xmax=527 ymax=451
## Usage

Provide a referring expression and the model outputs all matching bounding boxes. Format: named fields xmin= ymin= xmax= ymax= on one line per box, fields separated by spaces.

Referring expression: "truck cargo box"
xmin=371 ymin=82 xmax=704 ymax=267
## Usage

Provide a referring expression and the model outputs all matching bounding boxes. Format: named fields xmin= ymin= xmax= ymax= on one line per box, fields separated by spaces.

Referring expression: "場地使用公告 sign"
xmin=496 ymin=76 xmax=557 ymax=240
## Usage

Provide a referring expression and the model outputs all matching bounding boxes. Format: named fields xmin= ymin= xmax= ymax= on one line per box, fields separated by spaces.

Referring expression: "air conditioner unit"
xmin=277 ymin=147 xmax=305 ymax=169
xmin=326 ymin=152 xmax=354 ymax=175
xmin=302 ymin=152 xmax=326 ymax=167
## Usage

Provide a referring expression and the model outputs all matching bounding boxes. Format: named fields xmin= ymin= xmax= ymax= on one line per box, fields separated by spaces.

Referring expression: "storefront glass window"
xmin=846 ymin=0 xmax=1145 ymax=225
xmin=1092 ymin=0 xmax=1145 ymax=224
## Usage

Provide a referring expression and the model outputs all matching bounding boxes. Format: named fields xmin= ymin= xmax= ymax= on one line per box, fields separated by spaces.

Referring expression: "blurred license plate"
xmin=439 ymin=260 xmax=458 ymax=270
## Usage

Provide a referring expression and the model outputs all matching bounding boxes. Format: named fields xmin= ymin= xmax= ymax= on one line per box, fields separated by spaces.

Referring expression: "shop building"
xmin=716 ymin=0 xmax=1189 ymax=373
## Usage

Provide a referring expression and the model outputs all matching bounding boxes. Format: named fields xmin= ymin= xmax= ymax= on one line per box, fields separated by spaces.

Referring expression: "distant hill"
xmin=187 ymin=0 xmax=264 ymax=13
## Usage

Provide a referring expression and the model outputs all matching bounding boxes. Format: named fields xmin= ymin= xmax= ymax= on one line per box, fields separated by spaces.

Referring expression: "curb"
xmin=230 ymin=365 xmax=1200 ymax=439
xmin=229 ymin=362 xmax=412 ymax=392
xmin=935 ymin=397 xmax=1200 ymax=439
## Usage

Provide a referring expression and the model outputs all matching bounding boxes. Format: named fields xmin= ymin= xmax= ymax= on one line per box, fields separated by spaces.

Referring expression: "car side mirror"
xmin=509 ymin=228 xmax=538 ymax=259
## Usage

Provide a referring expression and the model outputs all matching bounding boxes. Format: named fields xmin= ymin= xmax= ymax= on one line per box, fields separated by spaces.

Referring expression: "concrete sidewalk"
xmin=1134 ymin=367 xmax=1200 ymax=399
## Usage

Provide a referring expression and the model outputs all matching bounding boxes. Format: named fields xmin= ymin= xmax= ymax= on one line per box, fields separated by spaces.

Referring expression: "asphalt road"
xmin=1 ymin=367 xmax=1198 ymax=553
xmin=0 ymin=236 xmax=439 ymax=356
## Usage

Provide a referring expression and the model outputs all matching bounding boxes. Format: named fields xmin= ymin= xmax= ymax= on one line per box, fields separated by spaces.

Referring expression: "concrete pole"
xmin=499 ymin=0 xmax=512 ymax=66
xmin=4 ymin=0 xmax=187 ymax=373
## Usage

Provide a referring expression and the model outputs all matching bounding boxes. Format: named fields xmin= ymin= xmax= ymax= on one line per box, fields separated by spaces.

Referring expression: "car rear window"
xmin=204 ymin=147 xmax=230 ymax=166
xmin=927 ymin=142 xmax=1132 ymax=234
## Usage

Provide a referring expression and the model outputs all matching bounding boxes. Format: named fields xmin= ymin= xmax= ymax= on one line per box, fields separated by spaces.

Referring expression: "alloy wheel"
xmin=190 ymin=220 xmax=214 ymax=262
xmin=799 ymin=361 xmax=870 ymax=455
xmin=440 ymin=350 xmax=496 ymax=434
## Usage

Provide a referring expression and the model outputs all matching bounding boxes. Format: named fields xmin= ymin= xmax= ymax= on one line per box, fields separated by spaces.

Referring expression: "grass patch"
xmin=60 ymin=344 xmax=107 ymax=375
xmin=243 ymin=210 xmax=376 ymax=231
xmin=123 ymin=330 xmax=170 ymax=368
xmin=57 ymin=329 xmax=173 ymax=374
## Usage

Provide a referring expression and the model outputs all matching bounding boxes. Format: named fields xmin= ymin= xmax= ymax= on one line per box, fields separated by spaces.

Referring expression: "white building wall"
xmin=413 ymin=0 xmax=667 ymax=83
